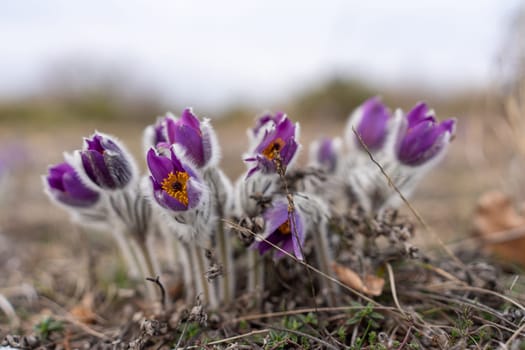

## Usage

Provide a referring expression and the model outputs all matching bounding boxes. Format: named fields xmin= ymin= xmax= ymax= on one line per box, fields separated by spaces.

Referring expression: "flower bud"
xmin=346 ymin=96 xmax=390 ymax=152
xmin=309 ymin=137 xmax=342 ymax=173
xmin=142 ymin=113 xmax=177 ymax=155
xmin=165 ymin=108 xmax=219 ymax=169
xmin=396 ymin=102 xmax=456 ymax=166
xmin=45 ymin=162 xmax=100 ymax=208
xmin=76 ymin=133 xmax=137 ymax=190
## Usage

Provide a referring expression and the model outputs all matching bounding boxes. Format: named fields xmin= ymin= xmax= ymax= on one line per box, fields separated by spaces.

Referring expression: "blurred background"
xmin=1 ymin=0 xmax=525 ymax=256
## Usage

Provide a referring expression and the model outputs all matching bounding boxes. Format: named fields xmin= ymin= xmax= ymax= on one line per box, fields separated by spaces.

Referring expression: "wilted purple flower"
xmin=45 ymin=162 xmax=100 ymax=207
xmin=165 ymin=108 xmax=218 ymax=168
xmin=256 ymin=199 xmax=305 ymax=260
xmin=309 ymin=137 xmax=341 ymax=173
xmin=396 ymin=102 xmax=456 ymax=166
xmin=146 ymin=148 xmax=203 ymax=211
xmin=252 ymin=112 xmax=286 ymax=138
xmin=77 ymin=133 xmax=136 ymax=190
xmin=245 ymin=116 xmax=299 ymax=177
xmin=347 ymin=96 xmax=390 ymax=151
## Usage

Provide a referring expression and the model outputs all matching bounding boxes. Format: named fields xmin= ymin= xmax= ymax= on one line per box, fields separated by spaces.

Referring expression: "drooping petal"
xmin=257 ymin=230 xmax=286 ymax=256
xmin=263 ymin=200 xmax=290 ymax=234
xmin=290 ymin=211 xmax=305 ymax=260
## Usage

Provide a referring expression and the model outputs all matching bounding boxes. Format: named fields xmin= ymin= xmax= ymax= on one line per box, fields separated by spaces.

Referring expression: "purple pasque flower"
xmin=347 ymin=96 xmax=390 ymax=152
xmin=252 ymin=112 xmax=286 ymax=138
xmin=165 ymin=108 xmax=218 ymax=169
xmin=256 ymin=198 xmax=305 ymax=260
xmin=45 ymin=162 xmax=100 ymax=207
xmin=142 ymin=113 xmax=177 ymax=154
xmin=396 ymin=102 xmax=456 ymax=166
xmin=146 ymin=147 xmax=203 ymax=211
xmin=245 ymin=116 xmax=299 ymax=177
xmin=77 ymin=133 xmax=137 ymax=190
xmin=310 ymin=137 xmax=341 ymax=173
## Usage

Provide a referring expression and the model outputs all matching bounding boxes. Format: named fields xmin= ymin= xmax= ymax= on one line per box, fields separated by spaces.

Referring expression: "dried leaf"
xmin=473 ymin=190 xmax=525 ymax=265
xmin=70 ymin=293 xmax=96 ymax=324
xmin=332 ymin=263 xmax=384 ymax=296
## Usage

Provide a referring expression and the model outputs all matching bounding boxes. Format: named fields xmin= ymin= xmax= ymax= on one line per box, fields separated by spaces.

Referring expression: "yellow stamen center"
xmin=278 ymin=220 xmax=291 ymax=235
xmin=262 ymin=138 xmax=285 ymax=160
xmin=161 ymin=171 xmax=190 ymax=206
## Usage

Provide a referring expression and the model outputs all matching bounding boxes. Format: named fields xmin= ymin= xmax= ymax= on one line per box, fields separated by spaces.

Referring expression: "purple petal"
xmin=280 ymin=138 xmax=298 ymax=167
xmin=165 ymin=117 xmax=177 ymax=144
xmin=186 ymin=179 xmax=202 ymax=209
xmin=397 ymin=118 xmax=453 ymax=166
xmin=61 ymin=172 xmax=99 ymax=205
xmin=263 ymin=201 xmax=290 ymax=234
xmin=173 ymin=124 xmax=205 ymax=167
xmin=181 ymin=108 xmax=201 ymax=131
xmin=253 ymin=112 xmax=286 ymax=135
xmin=85 ymin=135 xmax=105 ymax=153
xmin=156 ymin=189 xmax=188 ymax=211
xmin=317 ymin=138 xmax=337 ymax=172
xmin=290 ymin=211 xmax=305 ymax=260
xmin=356 ymin=97 xmax=390 ymax=151
xmin=103 ymin=150 xmax=132 ymax=188
xmin=46 ymin=162 xmax=99 ymax=207
xmin=257 ymin=230 xmax=287 ymax=256
xmin=147 ymin=149 xmax=173 ymax=183
xmin=47 ymin=163 xmax=72 ymax=191
xmin=81 ymin=150 xmax=115 ymax=188
xmin=406 ymin=102 xmax=430 ymax=127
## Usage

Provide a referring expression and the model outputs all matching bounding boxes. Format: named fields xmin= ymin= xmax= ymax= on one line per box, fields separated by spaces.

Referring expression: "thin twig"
xmin=183 ymin=329 xmax=270 ymax=349
xmin=386 ymin=263 xmax=407 ymax=318
xmin=54 ymin=315 xmax=109 ymax=340
xmin=225 ymin=220 xmax=383 ymax=307
xmin=0 ymin=294 xmax=19 ymax=327
xmin=230 ymin=305 xmax=396 ymax=324
xmin=504 ymin=321 xmax=525 ymax=347
xmin=174 ymin=320 xmax=189 ymax=350
xmin=275 ymin=154 xmax=318 ymax=312
xmin=146 ymin=275 xmax=166 ymax=307
xmin=351 ymin=126 xmax=466 ymax=269
xmin=253 ymin=321 xmax=339 ymax=350
xmin=396 ymin=326 xmax=412 ymax=350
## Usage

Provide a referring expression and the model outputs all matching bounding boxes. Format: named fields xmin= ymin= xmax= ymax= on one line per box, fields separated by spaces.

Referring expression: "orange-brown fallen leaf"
xmin=332 ymin=263 xmax=384 ymax=296
xmin=473 ymin=190 xmax=525 ymax=266
xmin=70 ymin=293 xmax=97 ymax=324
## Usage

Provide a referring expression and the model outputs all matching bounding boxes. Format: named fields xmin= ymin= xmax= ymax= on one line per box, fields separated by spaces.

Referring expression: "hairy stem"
xmin=129 ymin=238 xmax=157 ymax=301
xmin=179 ymin=241 xmax=196 ymax=304
xmin=205 ymin=168 xmax=234 ymax=304
xmin=247 ymin=249 xmax=264 ymax=304
xmin=312 ymin=223 xmax=339 ymax=306
xmin=110 ymin=226 xmax=141 ymax=280
xmin=190 ymin=242 xmax=218 ymax=309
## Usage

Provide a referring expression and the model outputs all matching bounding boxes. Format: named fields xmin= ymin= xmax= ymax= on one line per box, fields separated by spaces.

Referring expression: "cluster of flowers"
xmin=44 ymin=97 xmax=456 ymax=307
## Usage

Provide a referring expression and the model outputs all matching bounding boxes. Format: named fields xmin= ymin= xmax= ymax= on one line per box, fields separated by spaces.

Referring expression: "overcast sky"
xmin=0 ymin=0 xmax=522 ymax=109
